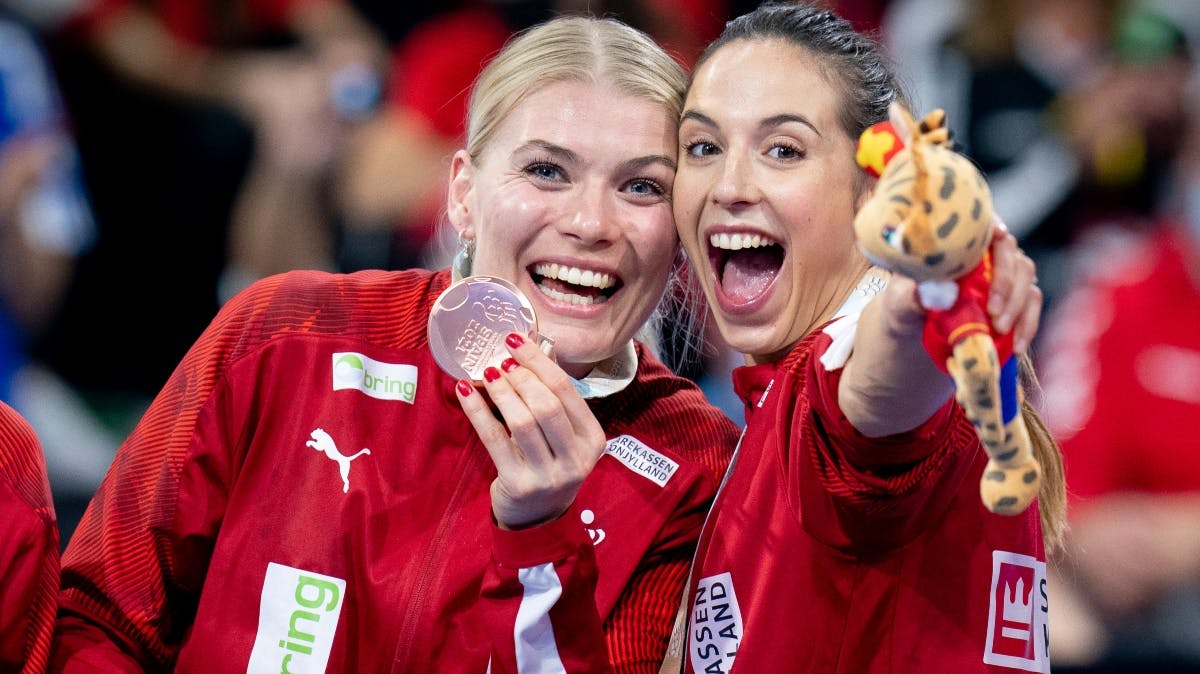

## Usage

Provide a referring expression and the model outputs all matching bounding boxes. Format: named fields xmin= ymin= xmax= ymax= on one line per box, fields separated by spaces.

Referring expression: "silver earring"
xmin=452 ymin=234 xmax=475 ymax=281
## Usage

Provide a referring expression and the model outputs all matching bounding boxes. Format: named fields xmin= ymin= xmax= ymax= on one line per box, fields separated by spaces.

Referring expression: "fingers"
xmin=987 ymin=217 xmax=1042 ymax=352
xmin=455 ymin=377 xmax=528 ymax=475
xmin=452 ymin=332 xmax=605 ymax=470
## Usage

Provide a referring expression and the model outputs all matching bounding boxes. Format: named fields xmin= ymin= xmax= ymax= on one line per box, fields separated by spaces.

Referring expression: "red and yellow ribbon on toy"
xmin=855 ymin=120 xmax=903 ymax=178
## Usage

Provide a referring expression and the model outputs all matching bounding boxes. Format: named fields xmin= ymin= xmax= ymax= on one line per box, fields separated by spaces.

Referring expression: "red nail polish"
xmin=505 ymin=333 xmax=525 ymax=348
xmin=501 ymin=357 xmax=518 ymax=373
xmin=456 ymin=379 xmax=473 ymax=396
xmin=483 ymin=367 xmax=501 ymax=383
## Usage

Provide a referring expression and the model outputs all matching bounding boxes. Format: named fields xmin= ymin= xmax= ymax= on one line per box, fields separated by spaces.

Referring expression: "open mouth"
xmin=708 ymin=232 xmax=784 ymax=305
xmin=530 ymin=263 xmax=621 ymax=306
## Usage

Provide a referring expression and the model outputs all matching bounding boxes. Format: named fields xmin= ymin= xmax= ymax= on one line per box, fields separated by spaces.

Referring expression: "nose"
xmin=712 ymin=149 xmax=759 ymax=208
xmin=559 ymin=181 xmax=617 ymax=246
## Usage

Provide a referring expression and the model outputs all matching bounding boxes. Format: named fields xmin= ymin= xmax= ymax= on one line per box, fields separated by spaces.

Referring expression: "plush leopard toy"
xmin=853 ymin=101 xmax=1041 ymax=516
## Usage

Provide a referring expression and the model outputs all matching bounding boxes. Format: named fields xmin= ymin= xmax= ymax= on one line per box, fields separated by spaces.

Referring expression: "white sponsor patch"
xmin=984 ymin=550 xmax=1049 ymax=672
xmin=332 ymin=352 xmax=418 ymax=403
xmin=604 ymin=435 xmax=678 ymax=487
xmin=247 ymin=563 xmax=346 ymax=674
xmin=689 ymin=572 xmax=743 ymax=674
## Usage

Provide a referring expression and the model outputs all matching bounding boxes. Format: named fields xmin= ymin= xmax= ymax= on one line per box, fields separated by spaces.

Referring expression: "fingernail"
xmin=483 ymin=367 xmax=501 ymax=383
xmin=456 ymin=379 xmax=473 ymax=396
xmin=501 ymin=357 xmax=518 ymax=373
xmin=505 ymin=333 xmax=525 ymax=348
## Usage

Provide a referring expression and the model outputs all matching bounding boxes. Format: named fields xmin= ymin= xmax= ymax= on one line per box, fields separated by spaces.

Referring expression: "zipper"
xmin=390 ymin=438 xmax=488 ymax=670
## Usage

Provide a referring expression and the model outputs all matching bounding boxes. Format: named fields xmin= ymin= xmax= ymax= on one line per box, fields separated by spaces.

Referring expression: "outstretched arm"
xmin=839 ymin=226 xmax=1040 ymax=438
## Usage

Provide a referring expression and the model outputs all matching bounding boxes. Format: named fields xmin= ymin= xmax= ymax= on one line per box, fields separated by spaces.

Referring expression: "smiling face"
xmin=674 ymin=39 xmax=873 ymax=364
xmin=448 ymin=80 xmax=679 ymax=378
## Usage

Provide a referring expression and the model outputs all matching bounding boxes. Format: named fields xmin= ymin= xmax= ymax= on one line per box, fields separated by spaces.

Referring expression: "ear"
xmin=446 ymin=149 xmax=475 ymax=239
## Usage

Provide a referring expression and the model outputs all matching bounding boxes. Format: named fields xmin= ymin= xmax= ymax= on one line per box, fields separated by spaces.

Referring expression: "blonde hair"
xmin=465 ymin=15 xmax=687 ymax=161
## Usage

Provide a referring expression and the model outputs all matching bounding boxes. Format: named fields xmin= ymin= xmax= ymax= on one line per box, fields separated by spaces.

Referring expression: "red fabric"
xmin=1041 ymin=223 xmax=1200 ymax=506
xmin=0 ymin=401 xmax=59 ymax=674
xmin=683 ymin=325 xmax=1048 ymax=672
xmin=387 ymin=8 xmax=512 ymax=139
xmin=923 ymin=249 xmax=1015 ymax=372
xmin=52 ymin=268 xmax=737 ymax=673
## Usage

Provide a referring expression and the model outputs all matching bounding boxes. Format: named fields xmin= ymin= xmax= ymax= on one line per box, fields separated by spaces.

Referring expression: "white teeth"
xmin=709 ymin=232 xmax=771 ymax=250
xmin=532 ymin=263 xmax=615 ymax=289
xmin=537 ymin=285 xmax=600 ymax=305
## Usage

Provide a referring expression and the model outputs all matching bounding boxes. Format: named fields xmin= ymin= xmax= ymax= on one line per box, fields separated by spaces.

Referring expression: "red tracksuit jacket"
xmin=52 ymin=268 xmax=737 ymax=673
xmin=682 ymin=324 xmax=1048 ymax=673
xmin=0 ymin=400 xmax=60 ymax=674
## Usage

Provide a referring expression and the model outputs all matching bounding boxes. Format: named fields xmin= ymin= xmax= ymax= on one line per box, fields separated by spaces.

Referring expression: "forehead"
xmin=687 ymin=39 xmax=845 ymax=132
xmin=486 ymin=80 xmax=677 ymax=160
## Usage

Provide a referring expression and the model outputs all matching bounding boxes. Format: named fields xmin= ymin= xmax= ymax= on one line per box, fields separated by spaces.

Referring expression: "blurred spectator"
xmin=884 ymin=1 xmax=1198 ymax=312
xmin=1039 ymin=71 xmax=1200 ymax=673
xmin=28 ymin=0 xmax=387 ymax=421
xmin=882 ymin=0 xmax=1120 ymax=311
xmin=0 ymin=6 xmax=120 ymax=541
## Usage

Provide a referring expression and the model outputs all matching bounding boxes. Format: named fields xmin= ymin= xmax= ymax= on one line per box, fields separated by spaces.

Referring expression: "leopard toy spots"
xmin=853 ymin=102 xmax=1041 ymax=516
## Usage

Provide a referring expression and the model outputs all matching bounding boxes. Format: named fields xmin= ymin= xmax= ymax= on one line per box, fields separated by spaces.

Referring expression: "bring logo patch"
xmin=984 ymin=550 xmax=1049 ymax=672
xmin=247 ymin=562 xmax=346 ymax=674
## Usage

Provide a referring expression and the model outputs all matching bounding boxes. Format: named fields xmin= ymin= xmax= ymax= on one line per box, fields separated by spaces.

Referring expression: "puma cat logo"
xmin=306 ymin=428 xmax=371 ymax=493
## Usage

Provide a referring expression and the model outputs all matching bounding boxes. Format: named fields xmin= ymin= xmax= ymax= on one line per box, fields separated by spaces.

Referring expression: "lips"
xmin=530 ymin=262 xmax=621 ymax=306
xmin=707 ymin=231 xmax=783 ymax=311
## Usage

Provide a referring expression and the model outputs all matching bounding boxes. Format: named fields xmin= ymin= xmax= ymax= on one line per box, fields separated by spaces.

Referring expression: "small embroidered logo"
xmin=581 ymin=509 xmax=606 ymax=545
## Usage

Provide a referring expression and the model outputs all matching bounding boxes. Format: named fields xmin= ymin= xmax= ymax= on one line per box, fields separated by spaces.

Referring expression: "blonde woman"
xmin=52 ymin=16 xmax=737 ymax=673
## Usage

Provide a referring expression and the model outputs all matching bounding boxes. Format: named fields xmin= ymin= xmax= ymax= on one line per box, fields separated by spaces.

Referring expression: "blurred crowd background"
xmin=0 ymin=0 xmax=1197 ymax=670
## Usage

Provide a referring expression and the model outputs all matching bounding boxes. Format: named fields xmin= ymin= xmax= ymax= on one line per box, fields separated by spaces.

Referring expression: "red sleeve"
xmin=483 ymin=503 xmax=609 ymax=674
xmin=482 ymin=361 xmax=728 ymax=674
xmin=598 ymin=516 xmax=696 ymax=674
xmin=0 ymin=403 xmax=60 ymax=674
xmin=484 ymin=492 xmax=705 ymax=674
xmin=51 ymin=278 xmax=284 ymax=671
xmin=386 ymin=8 xmax=512 ymax=138
xmin=794 ymin=332 xmax=981 ymax=554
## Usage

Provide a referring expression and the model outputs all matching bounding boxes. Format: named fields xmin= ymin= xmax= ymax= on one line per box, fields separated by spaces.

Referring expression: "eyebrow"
xmin=519 ymin=139 xmax=578 ymax=163
xmin=622 ymin=154 xmax=677 ymax=173
xmin=681 ymin=110 xmax=822 ymax=138
xmin=519 ymin=139 xmax=676 ymax=172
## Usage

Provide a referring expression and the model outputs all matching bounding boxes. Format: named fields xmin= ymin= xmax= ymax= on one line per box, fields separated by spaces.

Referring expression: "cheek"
xmin=633 ymin=209 xmax=680 ymax=275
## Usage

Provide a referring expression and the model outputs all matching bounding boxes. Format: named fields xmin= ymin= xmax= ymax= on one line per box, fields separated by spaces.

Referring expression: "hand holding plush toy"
xmin=853 ymin=101 xmax=1041 ymax=516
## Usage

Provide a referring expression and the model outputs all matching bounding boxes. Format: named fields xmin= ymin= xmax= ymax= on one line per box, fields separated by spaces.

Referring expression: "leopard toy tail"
xmin=945 ymin=334 xmax=1040 ymax=514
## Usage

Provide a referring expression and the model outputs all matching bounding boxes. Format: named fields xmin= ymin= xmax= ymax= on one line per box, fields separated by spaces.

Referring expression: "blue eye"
xmin=526 ymin=162 xmax=565 ymax=181
xmin=626 ymin=179 xmax=665 ymax=197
